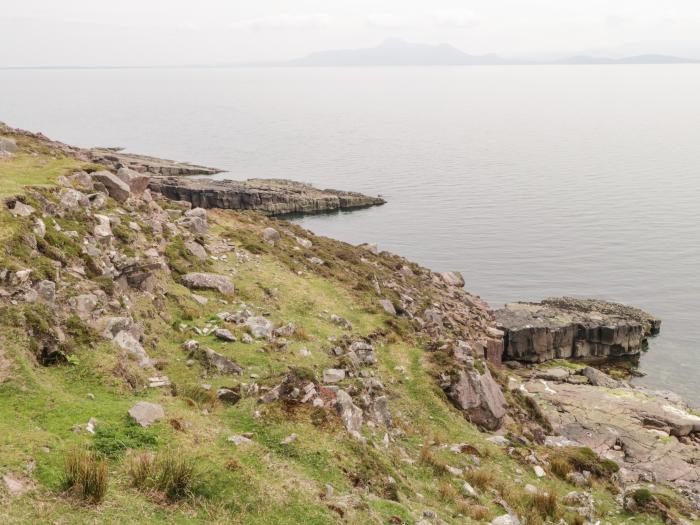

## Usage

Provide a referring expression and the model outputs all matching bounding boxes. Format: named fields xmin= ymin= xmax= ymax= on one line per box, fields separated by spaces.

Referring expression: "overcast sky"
xmin=2 ymin=0 xmax=700 ymax=66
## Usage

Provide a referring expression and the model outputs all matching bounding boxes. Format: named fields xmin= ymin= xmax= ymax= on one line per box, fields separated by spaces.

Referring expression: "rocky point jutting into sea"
xmin=1 ymin=121 xmax=700 ymax=524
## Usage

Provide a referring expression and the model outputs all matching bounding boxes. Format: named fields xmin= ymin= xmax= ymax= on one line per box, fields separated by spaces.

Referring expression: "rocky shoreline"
xmin=148 ymin=176 xmax=386 ymax=215
xmin=495 ymin=298 xmax=661 ymax=363
xmin=2 ymin=123 xmax=700 ymax=523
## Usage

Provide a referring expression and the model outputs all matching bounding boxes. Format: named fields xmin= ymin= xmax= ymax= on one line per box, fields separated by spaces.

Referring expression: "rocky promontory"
xmin=148 ymin=176 xmax=386 ymax=215
xmin=495 ymin=297 xmax=661 ymax=363
xmin=88 ymin=148 xmax=223 ymax=176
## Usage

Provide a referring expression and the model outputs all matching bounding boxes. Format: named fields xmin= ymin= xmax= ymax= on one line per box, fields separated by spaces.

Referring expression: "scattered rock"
xmin=114 ymin=331 xmax=152 ymax=368
xmin=379 ymin=299 xmax=396 ymax=315
xmin=185 ymin=241 xmax=208 ymax=261
xmin=280 ymin=434 xmax=297 ymax=445
xmin=447 ymin=367 xmax=507 ymax=431
xmin=194 ymin=347 xmax=243 ymax=375
xmin=323 ymin=369 xmax=346 ymax=384
xmin=228 ymin=435 xmax=252 ymax=446
xmin=9 ymin=201 xmax=35 ymax=217
xmin=128 ymin=401 xmax=164 ymax=427
xmin=214 ymin=328 xmax=236 ymax=342
xmin=116 ymin=167 xmax=151 ymax=196
xmin=533 ymin=465 xmax=545 ymax=478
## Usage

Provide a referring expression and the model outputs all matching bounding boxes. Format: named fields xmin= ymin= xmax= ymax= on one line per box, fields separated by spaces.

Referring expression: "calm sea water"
xmin=1 ymin=66 xmax=699 ymax=406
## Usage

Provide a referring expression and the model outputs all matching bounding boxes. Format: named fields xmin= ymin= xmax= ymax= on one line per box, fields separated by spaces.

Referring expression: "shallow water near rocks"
xmin=1 ymin=65 xmax=699 ymax=406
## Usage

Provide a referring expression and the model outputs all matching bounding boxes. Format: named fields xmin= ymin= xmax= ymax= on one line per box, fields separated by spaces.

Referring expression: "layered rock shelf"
xmin=89 ymin=148 xmax=223 ymax=176
xmin=148 ymin=176 xmax=386 ymax=216
xmin=495 ymin=297 xmax=661 ymax=363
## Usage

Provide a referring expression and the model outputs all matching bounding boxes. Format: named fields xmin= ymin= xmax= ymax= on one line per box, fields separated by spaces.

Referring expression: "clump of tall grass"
xmin=62 ymin=446 xmax=109 ymax=503
xmin=126 ymin=450 xmax=199 ymax=501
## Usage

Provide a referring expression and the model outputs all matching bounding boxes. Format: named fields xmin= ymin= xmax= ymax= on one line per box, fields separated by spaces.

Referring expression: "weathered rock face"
xmin=520 ymin=374 xmax=700 ymax=494
xmin=90 ymin=149 xmax=222 ymax=176
xmin=495 ymin=298 xmax=661 ymax=363
xmin=0 ymin=136 xmax=17 ymax=158
xmin=148 ymin=177 xmax=386 ymax=216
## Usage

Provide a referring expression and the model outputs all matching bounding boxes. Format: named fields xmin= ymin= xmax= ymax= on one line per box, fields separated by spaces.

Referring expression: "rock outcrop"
xmin=148 ymin=177 xmax=386 ymax=216
xmin=495 ymin=298 xmax=661 ymax=363
xmin=89 ymin=148 xmax=222 ymax=176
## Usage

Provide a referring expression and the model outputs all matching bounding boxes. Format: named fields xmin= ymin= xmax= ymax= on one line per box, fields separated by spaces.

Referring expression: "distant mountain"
xmin=560 ymin=54 xmax=699 ymax=65
xmin=285 ymin=39 xmax=512 ymax=66
xmin=271 ymin=39 xmax=698 ymax=67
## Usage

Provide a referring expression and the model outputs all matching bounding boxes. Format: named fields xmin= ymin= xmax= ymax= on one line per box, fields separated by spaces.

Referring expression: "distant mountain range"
xmin=271 ymin=39 xmax=699 ymax=67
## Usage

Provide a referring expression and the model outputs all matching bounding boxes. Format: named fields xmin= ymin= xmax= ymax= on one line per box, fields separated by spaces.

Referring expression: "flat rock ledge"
xmin=148 ymin=176 xmax=386 ymax=216
xmin=89 ymin=148 xmax=222 ymax=176
xmin=495 ymin=297 xmax=661 ymax=363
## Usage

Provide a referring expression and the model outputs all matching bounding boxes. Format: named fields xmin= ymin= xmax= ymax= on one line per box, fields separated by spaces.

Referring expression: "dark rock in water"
xmin=148 ymin=177 xmax=386 ymax=216
xmin=495 ymin=297 xmax=661 ymax=363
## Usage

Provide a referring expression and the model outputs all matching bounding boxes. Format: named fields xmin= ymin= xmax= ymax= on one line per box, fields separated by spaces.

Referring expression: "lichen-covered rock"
xmin=244 ymin=316 xmax=273 ymax=339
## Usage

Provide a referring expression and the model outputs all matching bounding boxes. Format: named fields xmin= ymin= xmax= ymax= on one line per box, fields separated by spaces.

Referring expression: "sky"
xmin=2 ymin=0 xmax=700 ymax=66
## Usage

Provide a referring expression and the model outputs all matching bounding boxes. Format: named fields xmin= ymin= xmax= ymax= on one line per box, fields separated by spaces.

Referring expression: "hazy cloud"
xmin=366 ymin=13 xmax=417 ymax=28
xmin=231 ymin=13 xmax=332 ymax=31
xmin=432 ymin=9 xmax=479 ymax=28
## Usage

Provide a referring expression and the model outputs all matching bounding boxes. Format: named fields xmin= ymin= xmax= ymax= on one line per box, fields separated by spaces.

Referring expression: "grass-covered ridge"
xmin=0 ymin=130 xmax=688 ymax=525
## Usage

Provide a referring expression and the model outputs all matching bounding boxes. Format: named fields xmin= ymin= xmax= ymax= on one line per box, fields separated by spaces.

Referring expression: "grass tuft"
xmin=61 ymin=447 xmax=109 ymax=503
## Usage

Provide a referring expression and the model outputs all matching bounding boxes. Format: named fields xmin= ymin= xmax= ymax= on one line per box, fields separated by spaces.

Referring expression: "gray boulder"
xmin=244 ymin=316 xmax=273 ymax=339
xmin=335 ymin=389 xmax=363 ymax=436
xmin=114 ymin=331 xmax=152 ymax=368
xmin=0 ymin=136 xmax=17 ymax=157
xmin=196 ymin=347 xmax=243 ymax=375
xmin=323 ymin=368 xmax=346 ymax=384
xmin=128 ymin=401 xmax=164 ymax=427
xmin=439 ymin=271 xmax=465 ymax=288
xmin=185 ymin=241 xmax=208 ymax=261
xmin=116 ymin=167 xmax=150 ymax=196
xmin=581 ymin=366 xmax=620 ymax=388
xmin=182 ymin=273 xmax=235 ymax=295
xmin=261 ymin=227 xmax=280 ymax=244
xmin=9 ymin=201 xmax=35 ymax=217
xmin=214 ymin=328 xmax=236 ymax=342
xmin=92 ymin=171 xmax=131 ymax=203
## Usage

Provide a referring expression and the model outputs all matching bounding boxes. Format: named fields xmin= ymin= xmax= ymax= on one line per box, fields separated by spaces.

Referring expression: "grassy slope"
xmin=0 ymin=138 xmax=670 ymax=525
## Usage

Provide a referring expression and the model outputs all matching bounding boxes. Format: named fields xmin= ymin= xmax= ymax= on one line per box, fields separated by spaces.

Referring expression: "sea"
xmin=1 ymin=65 xmax=698 ymax=406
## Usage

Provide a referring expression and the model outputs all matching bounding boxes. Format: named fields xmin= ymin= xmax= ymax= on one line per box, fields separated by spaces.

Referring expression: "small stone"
xmin=533 ymin=465 xmax=546 ymax=478
xmin=9 ymin=201 xmax=35 ymax=217
xmin=323 ymin=369 xmax=346 ymax=384
xmin=228 ymin=435 xmax=252 ymax=446
xmin=280 ymin=433 xmax=297 ymax=445
xmin=379 ymin=299 xmax=396 ymax=315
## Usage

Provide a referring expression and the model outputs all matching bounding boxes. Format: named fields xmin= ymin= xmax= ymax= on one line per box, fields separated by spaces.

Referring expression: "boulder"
xmin=335 ymin=389 xmax=363 ymax=436
xmin=0 ymin=136 xmax=18 ymax=157
xmin=59 ymin=188 xmax=89 ymax=209
xmin=128 ymin=401 xmax=164 ymax=427
xmin=34 ymin=280 xmax=56 ymax=303
xmin=195 ymin=347 xmax=243 ymax=375
xmin=214 ymin=328 xmax=236 ymax=342
xmin=116 ymin=167 xmax=151 ymax=196
xmin=9 ymin=201 xmax=35 ymax=217
xmin=92 ymin=171 xmax=131 ymax=203
xmin=113 ymin=331 xmax=152 ymax=368
xmin=182 ymin=273 xmax=235 ymax=295
xmin=439 ymin=271 xmax=465 ymax=288
xmin=448 ymin=367 xmax=507 ymax=431
xmin=323 ymin=368 xmax=346 ymax=384
xmin=379 ymin=299 xmax=396 ymax=315
xmin=93 ymin=214 xmax=113 ymax=242
xmin=244 ymin=316 xmax=273 ymax=339
xmin=295 ymin=236 xmax=312 ymax=249
xmin=581 ymin=366 xmax=620 ymax=388
xmin=261 ymin=227 xmax=280 ymax=244
xmin=185 ymin=241 xmax=208 ymax=261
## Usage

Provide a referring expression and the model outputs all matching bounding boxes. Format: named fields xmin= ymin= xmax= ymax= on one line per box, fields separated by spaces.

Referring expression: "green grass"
xmin=0 ymin=151 xmax=91 ymax=199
